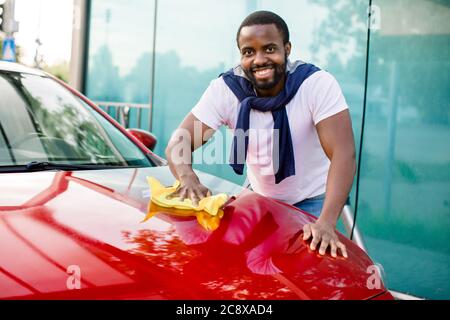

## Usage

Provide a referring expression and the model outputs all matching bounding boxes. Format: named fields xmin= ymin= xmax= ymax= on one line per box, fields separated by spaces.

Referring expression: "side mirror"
xmin=127 ymin=128 xmax=157 ymax=151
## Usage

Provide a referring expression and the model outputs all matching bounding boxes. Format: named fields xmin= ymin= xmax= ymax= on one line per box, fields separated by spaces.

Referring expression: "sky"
xmin=14 ymin=0 xmax=73 ymax=66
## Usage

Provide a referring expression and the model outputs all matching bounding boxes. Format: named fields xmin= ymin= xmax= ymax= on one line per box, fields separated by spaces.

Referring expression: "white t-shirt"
xmin=191 ymin=68 xmax=349 ymax=204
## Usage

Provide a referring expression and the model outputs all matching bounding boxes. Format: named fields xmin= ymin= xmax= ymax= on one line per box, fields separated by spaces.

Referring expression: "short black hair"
xmin=236 ymin=11 xmax=290 ymax=47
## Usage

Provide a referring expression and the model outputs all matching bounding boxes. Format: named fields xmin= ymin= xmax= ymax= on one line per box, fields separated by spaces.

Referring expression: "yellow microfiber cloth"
xmin=142 ymin=177 xmax=229 ymax=231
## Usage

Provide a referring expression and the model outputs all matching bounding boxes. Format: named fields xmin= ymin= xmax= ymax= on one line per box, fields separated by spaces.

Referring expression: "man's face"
xmin=238 ymin=24 xmax=291 ymax=96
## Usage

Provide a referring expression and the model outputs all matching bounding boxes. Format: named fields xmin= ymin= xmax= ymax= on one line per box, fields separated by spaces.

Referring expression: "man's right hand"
xmin=165 ymin=113 xmax=216 ymax=206
xmin=167 ymin=172 xmax=211 ymax=206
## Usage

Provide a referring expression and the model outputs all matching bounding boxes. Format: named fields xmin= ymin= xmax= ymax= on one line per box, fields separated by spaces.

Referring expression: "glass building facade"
xmin=82 ymin=0 xmax=450 ymax=299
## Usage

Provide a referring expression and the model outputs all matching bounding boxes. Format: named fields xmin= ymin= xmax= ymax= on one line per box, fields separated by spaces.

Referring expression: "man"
xmin=165 ymin=11 xmax=356 ymax=258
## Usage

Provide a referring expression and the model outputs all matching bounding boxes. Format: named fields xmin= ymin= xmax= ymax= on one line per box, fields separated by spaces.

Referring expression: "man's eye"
xmin=266 ymin=47 xmax=276 ymax=53
xmin=242 ymin=50 xmax=252 ymax=56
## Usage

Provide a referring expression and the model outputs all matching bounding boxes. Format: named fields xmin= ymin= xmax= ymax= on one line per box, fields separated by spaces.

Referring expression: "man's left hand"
xmin=303 ymin=220 xmax=348 ymax=258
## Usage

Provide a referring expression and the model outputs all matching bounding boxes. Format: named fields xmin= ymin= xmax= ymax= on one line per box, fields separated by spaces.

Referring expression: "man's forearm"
xmin=165 ymin=142 xmax=197 ymax=182
xmin=319 ymin=152 xmax=356 ymax=226
xmin=168 ymin=161 xmax=198 ymax=182
xmin=167 ymin=161 xmax=190 ymax=180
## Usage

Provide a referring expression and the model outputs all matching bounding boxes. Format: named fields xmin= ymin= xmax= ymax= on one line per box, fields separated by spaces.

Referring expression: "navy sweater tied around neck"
xmin=221 ymin=61 xmax=320 ymax=184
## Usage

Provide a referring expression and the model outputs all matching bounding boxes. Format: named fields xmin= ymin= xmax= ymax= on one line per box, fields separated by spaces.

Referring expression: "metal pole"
xmin=137 ymin=108 xmax=142 ymax=128
xmin=6 ymin=0 xmax=16 ymax=37
xmin=149 ymin=0 xmax=158 ymax=132
xmin=70 ymin=0 xmax=88 ymax=91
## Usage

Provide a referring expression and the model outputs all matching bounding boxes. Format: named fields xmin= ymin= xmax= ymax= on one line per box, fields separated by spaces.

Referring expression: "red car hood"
xmin=0 ymin=166 xmax=391 ymax=300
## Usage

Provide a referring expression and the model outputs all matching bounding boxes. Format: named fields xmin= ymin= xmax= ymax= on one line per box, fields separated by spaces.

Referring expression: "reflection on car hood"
xmin=0 ymin=166 xmax=389 ymax=300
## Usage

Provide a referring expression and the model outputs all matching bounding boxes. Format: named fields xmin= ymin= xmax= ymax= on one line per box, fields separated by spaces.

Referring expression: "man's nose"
xmin=253 ymin=50 xmax=268 ymax=66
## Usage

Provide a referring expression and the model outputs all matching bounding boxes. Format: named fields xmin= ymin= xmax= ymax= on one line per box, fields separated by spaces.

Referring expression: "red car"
xmin=0 ymin=62 xmax=392 ymax=300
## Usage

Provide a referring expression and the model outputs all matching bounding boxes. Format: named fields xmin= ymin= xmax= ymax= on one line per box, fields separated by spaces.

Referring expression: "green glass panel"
xmin=359 ymin=0 xmax=450 ymax=299
xmin=85 ymin=0 xmax=155 ymax=131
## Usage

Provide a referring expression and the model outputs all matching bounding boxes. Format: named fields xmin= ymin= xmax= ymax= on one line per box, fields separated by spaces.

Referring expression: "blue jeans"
xmin=293 ymin=193 xmax=325 ymax=218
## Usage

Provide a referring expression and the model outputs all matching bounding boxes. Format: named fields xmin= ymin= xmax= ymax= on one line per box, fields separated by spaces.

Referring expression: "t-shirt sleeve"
xmin=191 ymin=78 xmax=230 ymax=130
xmin=307 ymin=71 xmax=349 ymax=125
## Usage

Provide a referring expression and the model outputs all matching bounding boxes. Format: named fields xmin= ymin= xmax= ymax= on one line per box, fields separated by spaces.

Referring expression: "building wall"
xmin=357 ymin=0 xmax=450 ymax=300
xmin=83 ymin=0 xmax=450 ymax=299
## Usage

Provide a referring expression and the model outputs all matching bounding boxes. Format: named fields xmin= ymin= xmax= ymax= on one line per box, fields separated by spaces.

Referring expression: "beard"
xmin=243 ymin=55 xmax=287 ymax=91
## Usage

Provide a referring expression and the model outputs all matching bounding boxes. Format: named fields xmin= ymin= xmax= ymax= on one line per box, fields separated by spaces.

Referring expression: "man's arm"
xmin=302 ymin=109 xmax=356 ymax=258
xmin=165 ymin=112 xmax=216 ymax=205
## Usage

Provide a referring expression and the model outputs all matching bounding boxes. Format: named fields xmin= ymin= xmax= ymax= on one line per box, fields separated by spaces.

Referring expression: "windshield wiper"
xmin=25 ymin=161 xmax=102 ymax=171
xmin=0 ymin=161 xmax=132 ymax=173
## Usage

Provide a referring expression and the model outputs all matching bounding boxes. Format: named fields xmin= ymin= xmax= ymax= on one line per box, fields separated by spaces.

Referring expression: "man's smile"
xmin=244 ymin=61 xmax=286 ymax=92
xmin=252 ymin=66 xmax=275 ymax=80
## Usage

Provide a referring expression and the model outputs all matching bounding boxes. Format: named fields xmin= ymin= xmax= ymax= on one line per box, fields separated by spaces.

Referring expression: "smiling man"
xmin=165 ymin=11 xmax=356 ymax=258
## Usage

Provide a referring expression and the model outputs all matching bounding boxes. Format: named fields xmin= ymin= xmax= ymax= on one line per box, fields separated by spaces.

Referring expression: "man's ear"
xmin=285 ymin=42 xmax=292 ymax=57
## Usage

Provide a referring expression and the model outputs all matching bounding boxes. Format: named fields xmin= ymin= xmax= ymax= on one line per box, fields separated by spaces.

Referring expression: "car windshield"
xmin=0 ymin=71 xmax=152 ymax=170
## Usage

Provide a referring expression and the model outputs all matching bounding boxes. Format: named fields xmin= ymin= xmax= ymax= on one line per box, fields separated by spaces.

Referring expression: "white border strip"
xmin=390 ymin=290 xmax=425 ymax=300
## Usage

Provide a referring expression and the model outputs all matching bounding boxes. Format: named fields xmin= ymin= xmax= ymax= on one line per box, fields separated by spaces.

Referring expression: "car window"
xmin=0 ymin=71 xmax=152 ymax=169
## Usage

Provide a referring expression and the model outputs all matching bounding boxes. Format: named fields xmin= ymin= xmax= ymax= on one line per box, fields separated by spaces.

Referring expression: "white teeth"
xmin=255 ymin=69 xmax=272 ymax=76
